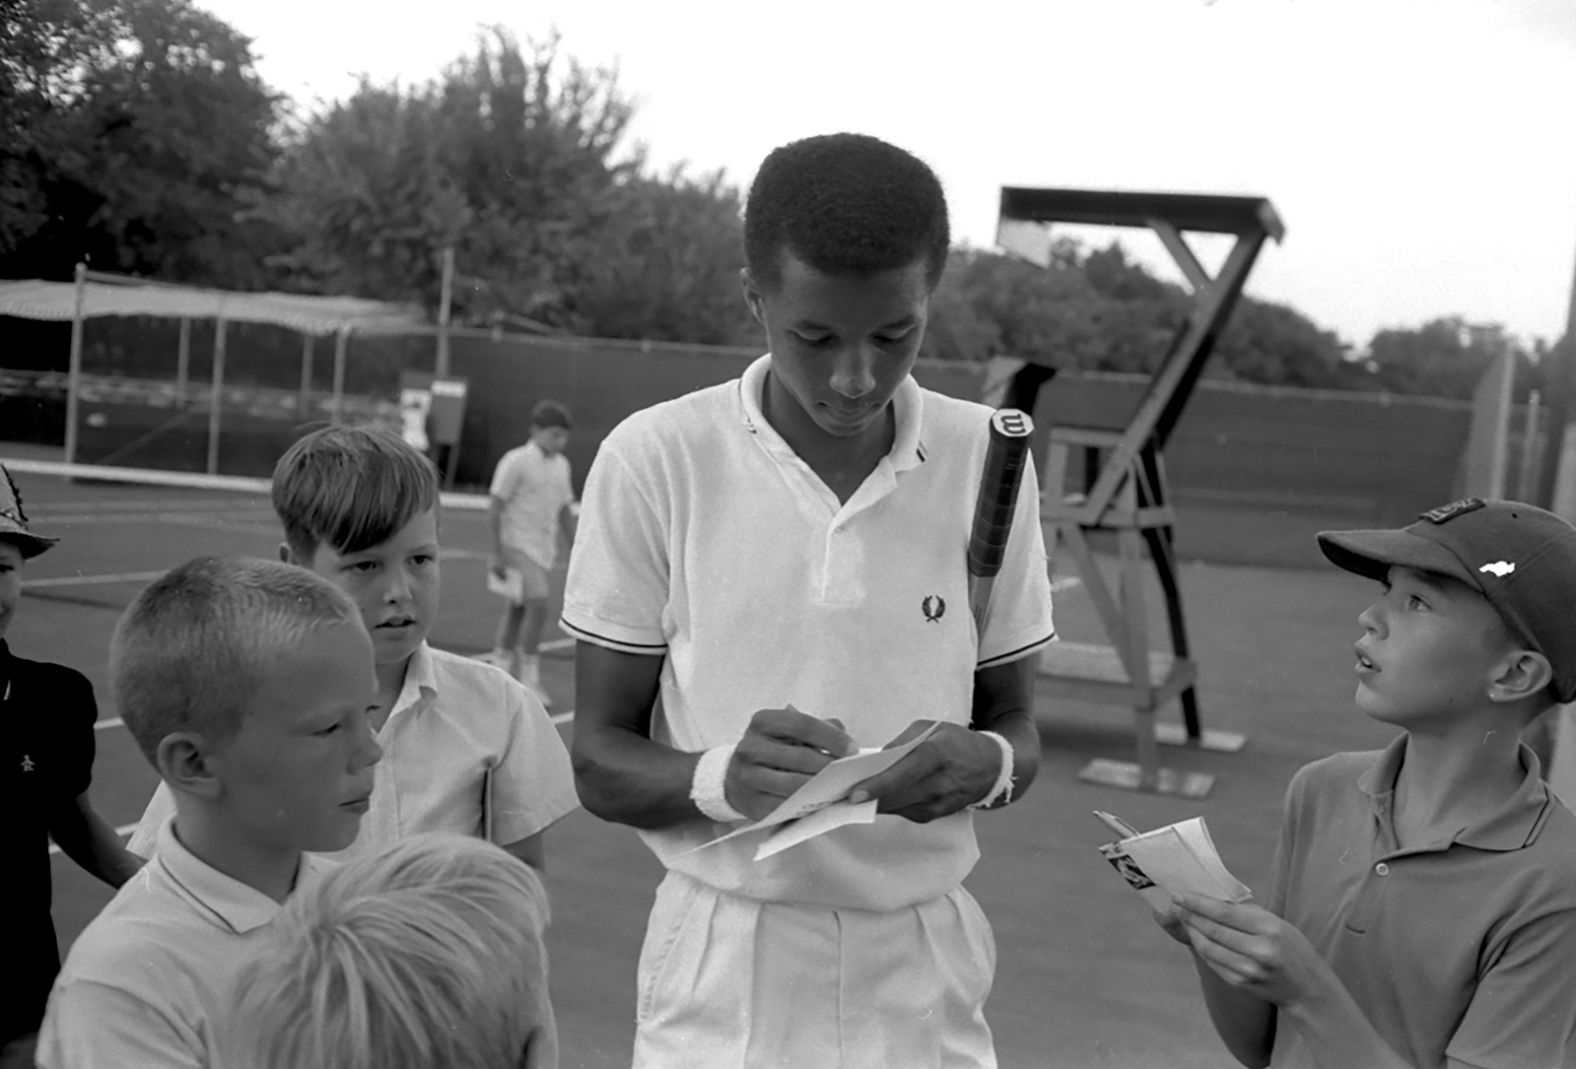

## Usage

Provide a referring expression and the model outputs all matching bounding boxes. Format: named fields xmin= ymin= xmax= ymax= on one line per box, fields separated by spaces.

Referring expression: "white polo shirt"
xmin=562 ymin=355 xmax=1055 ymax=911
xmin=489 ymin=440 xmax=575 ymax=569
xmin=37 ymin=818 xmax=334 ymax=1069
xmin=127 ymin=643 xmax=579 ymax=861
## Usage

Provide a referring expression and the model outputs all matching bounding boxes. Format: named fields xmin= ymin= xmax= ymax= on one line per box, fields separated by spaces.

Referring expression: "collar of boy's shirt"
xmin=1359 ymin=734 xmax=1552 ymax=852
xmin=389 ymin=641 xmax=439 ymax=721
xmin=156 ymin=818 xmax=318 ymax=934
xmin=735 ymin=355 xmax=927 ymax=475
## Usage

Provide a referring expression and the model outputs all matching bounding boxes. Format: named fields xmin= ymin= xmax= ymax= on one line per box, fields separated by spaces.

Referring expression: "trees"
xmin=263 ymin=29 xmax=640 ymax=330
xmin=0 ymin=0 xmax=281 ymax=285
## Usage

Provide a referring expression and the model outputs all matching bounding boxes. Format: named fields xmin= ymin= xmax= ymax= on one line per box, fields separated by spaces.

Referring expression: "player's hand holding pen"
xmin=725 ymin=706 xmax=857 ymax=822
xmin=845 ymin=720 xmax=1001 ymax=825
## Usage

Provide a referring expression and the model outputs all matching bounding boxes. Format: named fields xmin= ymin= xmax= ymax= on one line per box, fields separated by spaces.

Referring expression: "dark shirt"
xmin=0 ymin=640 xmax=97 ymax=1044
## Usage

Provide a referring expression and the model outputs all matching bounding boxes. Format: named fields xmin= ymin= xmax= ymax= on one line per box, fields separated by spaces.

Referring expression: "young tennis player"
xmin=1 ymin=467 xmax=142 ymax=1069
xmin=37 ymin=556 xmax=382 ymax=1068
xmin=480 ymin=400 xmax=578 ymax=706
xmin=563 ymin=132 xmax=1056 ymax=1066
xmin=125 ymin=425 xmax=577 ymax=872
xmin=228 ymin=832 xmax=556 ymax=1069
xmin=1159 ymin=499 xmax=1576 ymax=1069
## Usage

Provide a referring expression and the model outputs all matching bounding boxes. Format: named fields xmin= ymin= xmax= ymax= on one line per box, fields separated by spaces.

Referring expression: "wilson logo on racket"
xmin=922 ymin=595 xmax=946 ymax=623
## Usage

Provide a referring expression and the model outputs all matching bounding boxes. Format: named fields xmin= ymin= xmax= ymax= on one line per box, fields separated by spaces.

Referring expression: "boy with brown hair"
xmin=1162 ymin=498 xmax=1576 ymax=1069
xmin=0 ymin=467 xmax=142 ymax=1068
xmin=127 ymin=425 xmax=577 ymax=870
xmin=37 ymin=555 xmax=383 ymax=1067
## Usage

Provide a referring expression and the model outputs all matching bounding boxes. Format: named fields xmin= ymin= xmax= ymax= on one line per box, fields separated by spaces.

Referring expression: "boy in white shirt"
xmin=481 ymin=400 xmax=578 ymax=705
xmin=126 ymin=425 xmax=577 ymax=872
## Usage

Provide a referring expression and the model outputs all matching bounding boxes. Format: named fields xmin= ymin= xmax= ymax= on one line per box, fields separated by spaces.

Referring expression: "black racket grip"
xmin=967 ymin=409 xmax=1034 ymax=581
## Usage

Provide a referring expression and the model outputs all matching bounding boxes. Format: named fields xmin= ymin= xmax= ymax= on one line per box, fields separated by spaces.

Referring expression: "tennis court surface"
xmin=8 ymin=446 xmax=1398 ymax=1068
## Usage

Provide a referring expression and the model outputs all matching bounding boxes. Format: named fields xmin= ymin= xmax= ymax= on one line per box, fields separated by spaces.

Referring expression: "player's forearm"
xmin=571 ymin=724 xmax=706 ymax=829
xmin=970 ymin=657 xmax=1040 ymax=804
xmin=1191 ymin=952 xmax=1276 ymax=1068
xmin=487 ymin=501 xmax=506 ymax=553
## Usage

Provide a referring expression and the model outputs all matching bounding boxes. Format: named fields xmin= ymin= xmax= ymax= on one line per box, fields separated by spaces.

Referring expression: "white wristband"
xmin=691 ymin=744 xmax=747 ymax=823
xmin=967 ymin=731 xmax=1016 ymax=810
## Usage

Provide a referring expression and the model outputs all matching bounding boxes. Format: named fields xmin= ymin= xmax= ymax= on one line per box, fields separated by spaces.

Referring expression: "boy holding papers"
xmin=1157 ymin=499 xmax=1576 ymax=1069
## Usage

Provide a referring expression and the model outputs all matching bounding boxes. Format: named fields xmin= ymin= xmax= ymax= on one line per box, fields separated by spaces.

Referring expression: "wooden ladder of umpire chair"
xmin=993 ymin=188 xmax=1285 ymax=797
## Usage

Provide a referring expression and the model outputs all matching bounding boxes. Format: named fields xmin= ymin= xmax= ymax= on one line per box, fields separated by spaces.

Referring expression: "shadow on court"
xmin=9 ymin=451 xmax=1401 ymax=1069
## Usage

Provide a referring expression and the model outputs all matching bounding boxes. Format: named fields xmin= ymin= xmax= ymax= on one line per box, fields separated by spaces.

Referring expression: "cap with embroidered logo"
xmin=1317 ymin=498 xmax=1576 ymax=703
xmin=0 ymin=465 xmax=58 ymax=559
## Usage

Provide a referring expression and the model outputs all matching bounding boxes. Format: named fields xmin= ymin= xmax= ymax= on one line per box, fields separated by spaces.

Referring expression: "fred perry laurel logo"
xmin=20 ymin=754 xmax=35 ymax=772
xmin=1479 ymin=560 xmax=1516 ymax=578
xmin=922 ymin=595 xmax=946 ymax=623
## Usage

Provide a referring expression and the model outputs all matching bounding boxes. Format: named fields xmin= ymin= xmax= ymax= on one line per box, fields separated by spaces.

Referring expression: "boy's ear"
xmin=156 ymin=732 xmax=223 ymax=800
xmin=278 ymin=541 xmax=297 ymax=565
xmin=1488 ymin=649 xmax=1554 ymax=705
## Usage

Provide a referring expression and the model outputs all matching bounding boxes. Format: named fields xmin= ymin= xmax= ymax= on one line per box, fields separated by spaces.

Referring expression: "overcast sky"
xmin=197 ymin=0 xmax=1576 ymax=349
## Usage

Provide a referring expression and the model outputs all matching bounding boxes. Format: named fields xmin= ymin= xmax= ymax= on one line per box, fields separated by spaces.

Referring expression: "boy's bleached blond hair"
xmin=230 ymin=832 xmax=553 ymax=1069
xmin=111 ymin=555 xmax=362 ymax=768
xmin=273 ymin=424 xmax=441 ymax=563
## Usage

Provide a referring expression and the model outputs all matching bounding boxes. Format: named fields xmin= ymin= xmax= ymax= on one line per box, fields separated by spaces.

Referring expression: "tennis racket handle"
xmin=967 ymin=409 xmax=1034 ymax=581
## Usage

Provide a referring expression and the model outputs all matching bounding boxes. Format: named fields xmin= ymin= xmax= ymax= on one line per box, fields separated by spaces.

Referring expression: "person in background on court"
xmin=562 ymin=133 xmax=1056 ymax=1068
xmin=480 ymin=400 xmax=578 ymax=707
xmin=227 ymin=832 xmax=556 ymax=1069
xmin=124 ymin=425 xmax=577 ymax=875
xmin=1155 ymin=498 xmax=1576 ymax=1069
xmin=37 ymin=556 xmax=382 ymax=1068
xmin=0 ymin=465 xmax=142 ymax=1069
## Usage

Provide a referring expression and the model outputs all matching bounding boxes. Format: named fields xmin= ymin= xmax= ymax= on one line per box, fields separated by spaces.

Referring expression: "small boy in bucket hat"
xmin=1 ymin=466 xmax=142 ymax=1068
xmin=1156 ymin=498 xmax=1576 ymax=1069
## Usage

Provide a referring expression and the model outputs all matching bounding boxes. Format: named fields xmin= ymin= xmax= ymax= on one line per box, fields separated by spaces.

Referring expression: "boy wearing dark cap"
xmin=0 ymin=467 xmax=142 ymax=1068
xmin=1161 ymin=498 xmax=1576 ymax=1069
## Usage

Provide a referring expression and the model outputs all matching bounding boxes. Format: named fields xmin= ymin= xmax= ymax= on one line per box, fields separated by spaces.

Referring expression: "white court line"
xmin=27 ymin=571 xmax=166 ymax=589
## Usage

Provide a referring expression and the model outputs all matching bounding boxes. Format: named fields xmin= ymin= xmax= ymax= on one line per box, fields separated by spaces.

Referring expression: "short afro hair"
xmin=744 ymin=132 xmax=950 ymax=292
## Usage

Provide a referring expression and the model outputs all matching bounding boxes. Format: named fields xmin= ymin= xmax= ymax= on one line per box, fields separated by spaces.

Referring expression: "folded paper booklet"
xmin=685 ymin=723 xmax=942 ymax=862
xmin=486 ymin=567 xmax=524 ymax=604
xmin=1094 ymin=811 xmax=1252 ymax=911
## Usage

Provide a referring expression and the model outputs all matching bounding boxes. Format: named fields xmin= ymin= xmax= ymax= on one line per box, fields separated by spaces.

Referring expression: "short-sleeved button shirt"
xmin=562 ymin=355 xmax=1056 ymax=911
xmin=126 ymin=643 xmax=579 ymax=861
xmin=489 ymin=441 xmax=575 ymax=570
xmin=1268 ymin=736 xmax=1576 ymax=1069
xmin=0 ymin=641 xmax=96 ymax=1044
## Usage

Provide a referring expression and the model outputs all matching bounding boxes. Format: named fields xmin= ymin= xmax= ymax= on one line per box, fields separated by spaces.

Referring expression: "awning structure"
xmin=0 ymin=278 xmax=423 ymax=335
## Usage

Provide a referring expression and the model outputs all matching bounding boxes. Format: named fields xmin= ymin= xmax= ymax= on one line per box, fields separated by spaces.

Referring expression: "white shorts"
xmin=633 ymin=870 xmax=998 ymax=1069
xmin=499 ymin=545 xmax=551 ymax=602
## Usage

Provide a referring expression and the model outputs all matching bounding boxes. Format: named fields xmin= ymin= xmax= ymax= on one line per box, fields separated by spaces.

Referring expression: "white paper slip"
xmin=487 ymin=567 xmax=524 ymax=603
xmin=680 ymin=722 xmax=942 ymax=858
xmin=754 ymin=799 xmax=879 ymax=861
xmin=1096 ymin=814 xmax=1251 ymax=910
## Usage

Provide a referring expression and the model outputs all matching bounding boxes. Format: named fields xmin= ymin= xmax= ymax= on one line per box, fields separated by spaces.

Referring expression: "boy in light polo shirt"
xmin=1159 ymin=499 xmax=1576 ymax=1069
xmin=126 ymin=425 xmax=577 ymax=873
xmin=563 ymin=133 xmax=1056 ymax=1067
xmin=38 ymin=556 xmax=382 ymax=1068
xmin=480 ymin=400 xmax=578 ymax=706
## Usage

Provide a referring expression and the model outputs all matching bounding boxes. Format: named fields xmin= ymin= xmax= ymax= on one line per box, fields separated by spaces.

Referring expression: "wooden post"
xmin=330 ymin=328 xmax=349 ymax=425
xmin=63 ymin=262 xmax=88 ymax=465
xmin=175 ymin=317 xmax=191 ymax=406
xmin=298 ymin=333 xmax=314 ymax=421
xmin=436 ymin=245 xmax=455 ymax=378
xmin=206 ymin=317 xmax=227 ymax=475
